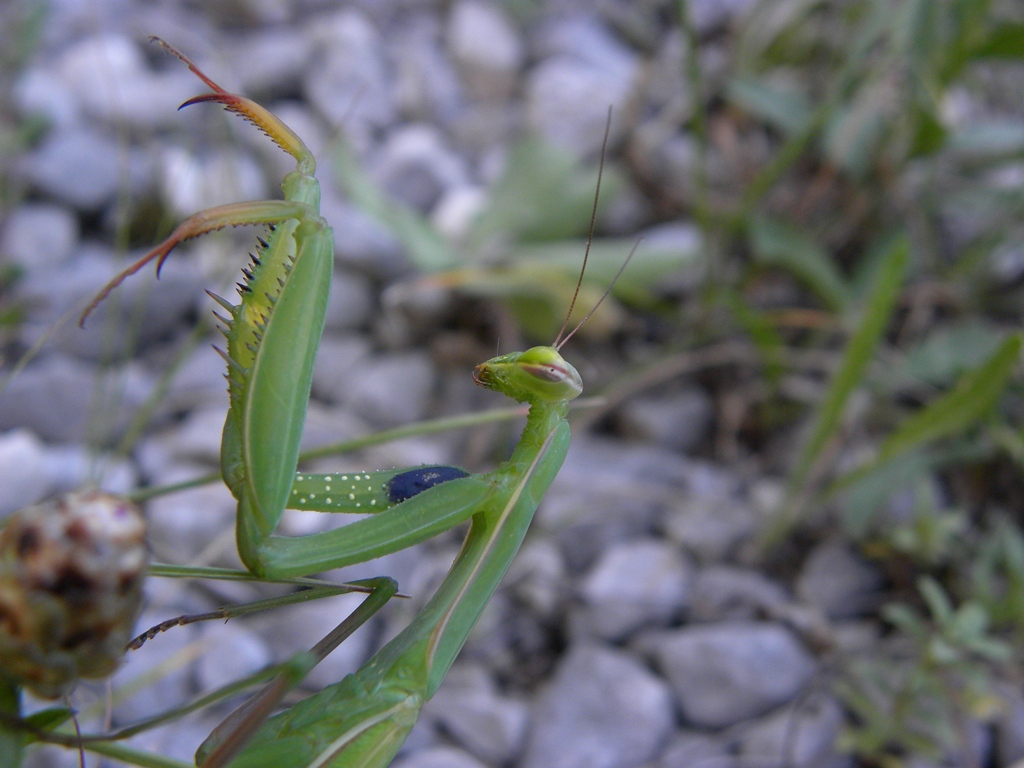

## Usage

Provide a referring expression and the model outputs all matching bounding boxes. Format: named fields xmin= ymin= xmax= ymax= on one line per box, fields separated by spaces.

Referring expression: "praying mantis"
xmin=78 ymin=38 xmax=629 ymax=768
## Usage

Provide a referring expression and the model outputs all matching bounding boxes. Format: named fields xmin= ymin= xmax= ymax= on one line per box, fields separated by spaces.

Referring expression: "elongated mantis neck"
xmin=498 ymin=399 xmax=570 ymax=478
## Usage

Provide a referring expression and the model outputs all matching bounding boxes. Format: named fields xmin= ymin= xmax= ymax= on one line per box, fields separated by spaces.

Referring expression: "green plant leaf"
xmin=892 ymin=322 xmax=1006 ymax=390
xmin=722 ymin=289 xmax=785 ymax=383
xmin=727 ymin=76 xmax=812 ymax=136
xmin=919 ymin=576 xmax=954 ymax=625
xmin=948 ymin=121 xmax=1024 ymax=161
xmin=331 ymin=137 xmax=457 ymax=272
xmin=822 ymin=79 xmax=893 ymax=178
xmin=468 ymin=138 xmax=623 ymax=248
xmin=430 ymin=238 xmax=695 ymax=339
xmin=749 ymin=216 xmax=852 ymax=311
xmin=840 ymin=450 xmax=934 ymax=536
xmin=790 ymin=235 xmax=907 ymax=488
xmin=879 ymin=334 xmax=1022 ymax=461
xmin=970 ymin=22 xmax=1024 ymax=60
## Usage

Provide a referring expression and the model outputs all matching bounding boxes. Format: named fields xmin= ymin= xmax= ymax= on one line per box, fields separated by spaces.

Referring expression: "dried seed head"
xmin=0 ymin=491 xmax=147 ymax=698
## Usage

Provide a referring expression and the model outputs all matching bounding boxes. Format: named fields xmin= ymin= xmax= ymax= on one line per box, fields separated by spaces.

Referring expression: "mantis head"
xmin=473 ymin=346 xmax=582 ymax=405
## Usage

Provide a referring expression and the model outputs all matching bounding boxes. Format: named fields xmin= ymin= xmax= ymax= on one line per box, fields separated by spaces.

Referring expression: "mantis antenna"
xmin=552 ymin=107 xmax=640 ymax=352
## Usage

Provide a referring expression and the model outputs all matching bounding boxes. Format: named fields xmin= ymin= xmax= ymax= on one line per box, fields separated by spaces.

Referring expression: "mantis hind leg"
xmin=196 ymin=576 xmax=398 ymax=768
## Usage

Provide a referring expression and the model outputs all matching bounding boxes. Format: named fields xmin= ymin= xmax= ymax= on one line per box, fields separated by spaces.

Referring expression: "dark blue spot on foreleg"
xmin=386 ymin=466 xmax=470 ymax=504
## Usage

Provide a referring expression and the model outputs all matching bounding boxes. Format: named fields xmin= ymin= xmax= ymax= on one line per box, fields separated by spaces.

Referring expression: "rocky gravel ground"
xmin=2 ymin=2 xmax=1023 ymax=768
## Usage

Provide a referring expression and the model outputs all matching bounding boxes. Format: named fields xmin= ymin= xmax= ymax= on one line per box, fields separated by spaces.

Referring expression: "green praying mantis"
xmin=77 ymin=38 xmax=631 ymax=768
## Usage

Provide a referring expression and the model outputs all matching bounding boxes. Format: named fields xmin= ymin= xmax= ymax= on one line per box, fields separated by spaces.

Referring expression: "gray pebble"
xmin=195 ymin=621 xmax=273 ymax=693
xmin=996 ymin=682 xmax=1024 ymax=764
xmin=18 ymin=127 xmax=123 ymax=211
xmin=543 ymin=437 xmax=680 ymax=571
xmin=666 ymin=496 xmax=761 ymax=563
xmin=688 ymin=0 xmax=758 ymax=34
xmin=160 ymin=343 xmax=230 ymax=415
xmin=39 ymin=244 xmax=205 ymax=358
xmin=577 ymin=538 xmax=692 ymax=641
xmin=324 ymin=271 xmax=375 ymax=332
xmin=424 ymin=663 xmax=529 ymax=765
xmin=304 ymin=10 xmax=395 ymax=137
xmin=13 ymin=66 xmax=80 ymax=128
xmin=258 ymin=591 xmax=376 ymax=691
xmin=689 ymin=566 xmax=789 ymax=622
xmin=140 ymin=405 xmax=227 ymax=468
xmin=658 ymin=731 xmax=736 ymax=768
xmin=619 ymin=388 xmax=713 ymax=453
xmin=111 ymin=610 xmax=199 ymax=722
xmin=504 ymin=538 xmax=566 ymax=618
xmin=522 ymin=643 xmax=674 ymax=768
xmin=796 ymin=540 xmax=883 ymax=620
xmin=392 ymin=746 xmax=488 ymax=768
xmin=0 ymin=430 xmax=59 ymax=517
xmin=311 ymin=334 xmax=374 ymax=404
xmin=344 ymin=351 xmax=437 ymax=428
xmin=390 ymin=15 xmax=464 ymax=124
xmin=647 ymin=622 xmax=815 ymax=728
xmin=223 ymin=27 xmax=314 ymax=94
xmin=159 ymin=145 xmax=268 ymax=221
xmin=431 ymin=185 xmax=488 ymax=241
xmin=370 ymin=124 xmax=470 ymax=213
xmin=38 ymin=441 xmax=135 ymax=499
xmin=57 ymin=34 xmax=196 ymax=130
xmin=526 ymin=17 xmax=640 ymax=156
xmin=641 ymin=222 xmax=705 ymax=291
xmin=0 ymin=355 xmax=146 ymax=444
xmin=295 ymin=401 xmax=374 ymax=455
xmin=0 ymin=203 xmax=78 ymax=271
xmin=144 ymin=470 xmax=235 ymax=563
xmin=449 ymin=0 xmax=524 ymax=99
xmin=319 ymin=195 xmax=410 ymax=279
xmin=736 ymin=696 xmax=845 ymax=768
xmin=526 ymin=55 xmax=634 ymax=157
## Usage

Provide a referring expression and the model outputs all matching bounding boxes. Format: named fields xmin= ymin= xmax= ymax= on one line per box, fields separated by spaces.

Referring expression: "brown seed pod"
xmin=0 ymin=491 xmax=147 ymax=699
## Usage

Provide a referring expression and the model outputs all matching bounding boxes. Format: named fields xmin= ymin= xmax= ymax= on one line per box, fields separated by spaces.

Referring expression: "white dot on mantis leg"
xmin=310 ymin=493 xmax=315 ymax=499
xmin=300 ymin=497 xmax=307 ymax=504
xmin=325 ymin=485 xmax=331 ymax=491
xmin=349 ymin=493 xmax=355 ymax=500
xmin=370 ymin=499 xmax=376 ymax=506
xmin=326 ymin=498 xmax=332 ymax=504
xmin=297 ymin=475 xmax=304 ymax=481
xmin=326 ymin=476 xmax=332 ymax=482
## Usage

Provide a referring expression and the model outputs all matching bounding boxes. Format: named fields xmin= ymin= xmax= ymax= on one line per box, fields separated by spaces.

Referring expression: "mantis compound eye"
xmin=522 ymin=361 xmax=573 ymax=383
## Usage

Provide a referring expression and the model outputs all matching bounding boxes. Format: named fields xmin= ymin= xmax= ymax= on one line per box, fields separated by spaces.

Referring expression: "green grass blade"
xmin=331 ymin=137 xmax=455 ymax=272
xmin=749 ymin=216 xmax=852 ymax=312
xmin=84 ymin=741 xmax=192 ymax=768
xmin=878 ymin=333 xmax=1022 ymax=461
xmin=727 ymin=77 xmax=812 ymax=137
xmin=0 ymin=679 xmax=23 ymax=768
xmin=790 ymin=235 xmax=908 ymax=488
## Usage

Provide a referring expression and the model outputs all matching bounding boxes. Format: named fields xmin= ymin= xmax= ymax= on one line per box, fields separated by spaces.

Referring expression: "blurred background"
xmin=2 ymin=0 xmax=1024 ymax=766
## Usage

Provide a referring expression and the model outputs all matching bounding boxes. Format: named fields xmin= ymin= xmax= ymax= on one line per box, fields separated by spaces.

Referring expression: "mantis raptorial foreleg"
xmin=83 ymin=39 xmax=482 ymax=583
xmin=83 ymin=38 xmax=629 ymax=768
